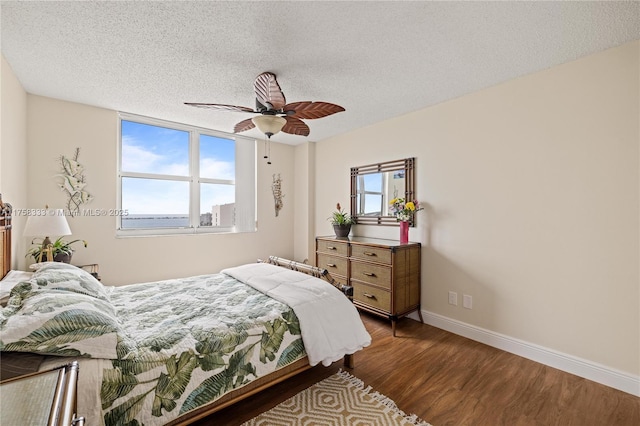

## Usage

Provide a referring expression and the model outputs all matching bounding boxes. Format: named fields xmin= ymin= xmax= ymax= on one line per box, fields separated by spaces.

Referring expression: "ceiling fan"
xmin=184 ymin=72 xmax=345 ymax=139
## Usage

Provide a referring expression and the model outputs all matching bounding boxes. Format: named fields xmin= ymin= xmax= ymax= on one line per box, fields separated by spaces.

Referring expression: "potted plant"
xmin=328 ymin=203 xmax=354 ymax=238
xmin=26 ymin=237 xmax=87 ymax=263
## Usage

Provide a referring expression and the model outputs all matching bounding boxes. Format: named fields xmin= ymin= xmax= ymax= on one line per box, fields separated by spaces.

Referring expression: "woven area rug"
xmin=242 ymin=370 xmax=432 ymax=426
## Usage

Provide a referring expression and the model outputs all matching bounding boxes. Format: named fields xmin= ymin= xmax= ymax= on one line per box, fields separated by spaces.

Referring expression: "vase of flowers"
xmin=328 ymin=203 xmax=353 ymax=238
xmin=389 ymin=197 xmax=423 ymax=243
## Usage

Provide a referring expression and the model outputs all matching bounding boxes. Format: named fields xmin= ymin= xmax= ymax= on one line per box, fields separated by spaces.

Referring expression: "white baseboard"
xmin=421 ymin=310 xmax=640 ymax=397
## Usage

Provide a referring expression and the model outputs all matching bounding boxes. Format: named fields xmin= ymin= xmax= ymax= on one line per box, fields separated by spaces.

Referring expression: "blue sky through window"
xmin=121 ymin=120 xmax=189 ymax=175
xmin=122 ymin=178 xmax=189 ymax=216
xmin=200 ymin=135 xmax=236 ymax=216
xmin=200 ymin=134 xmax=235 ymax=180
xmin=363 ymin=173 xmax=383 ymax=214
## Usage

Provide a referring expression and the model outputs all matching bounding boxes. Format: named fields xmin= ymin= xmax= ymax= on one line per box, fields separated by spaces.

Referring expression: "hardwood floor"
xmin=197 ymin=313 xmax=640 ymax=426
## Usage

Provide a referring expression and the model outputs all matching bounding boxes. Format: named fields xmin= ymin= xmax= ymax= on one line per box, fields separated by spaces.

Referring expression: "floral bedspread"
xmin=1 ymin=262 xmax=305 ymax=425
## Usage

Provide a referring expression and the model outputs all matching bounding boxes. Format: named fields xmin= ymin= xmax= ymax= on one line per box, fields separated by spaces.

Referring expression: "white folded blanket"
xmin=222 ymin=263 xmax=371 ymax=366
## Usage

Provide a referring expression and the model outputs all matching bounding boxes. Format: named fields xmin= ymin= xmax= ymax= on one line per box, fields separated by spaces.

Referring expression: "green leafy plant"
xmin=26 ymin=236 xmax=87 ymax=261
xmin=328 ymin=203 xmax=353 ymax=226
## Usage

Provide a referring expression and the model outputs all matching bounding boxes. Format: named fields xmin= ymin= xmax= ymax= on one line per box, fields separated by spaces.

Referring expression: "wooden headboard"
xmin=0 ymin=194 xmax=12 ymax=279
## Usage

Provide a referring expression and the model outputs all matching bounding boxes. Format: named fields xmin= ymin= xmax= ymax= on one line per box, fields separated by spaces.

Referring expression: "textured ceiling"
xmin=1 ymin=1 xmax=638 ymax=145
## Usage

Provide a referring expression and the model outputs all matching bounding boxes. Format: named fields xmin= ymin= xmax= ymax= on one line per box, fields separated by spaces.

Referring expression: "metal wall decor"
xmin=57 ymin=148 xmax=93 ymax=215
xmin=272 ymin=174 xmax=284 ymax=217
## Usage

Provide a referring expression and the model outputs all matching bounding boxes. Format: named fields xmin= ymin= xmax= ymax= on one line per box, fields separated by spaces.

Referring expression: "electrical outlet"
xmin=463 ymin=294 xmax=473 ymax=309
xmin=448 ymin=291 xmax=458 ymax=306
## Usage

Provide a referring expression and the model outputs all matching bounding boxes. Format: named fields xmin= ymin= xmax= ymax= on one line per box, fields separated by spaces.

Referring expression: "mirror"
xmin=350 ymin=158 xmax=415 ymax=226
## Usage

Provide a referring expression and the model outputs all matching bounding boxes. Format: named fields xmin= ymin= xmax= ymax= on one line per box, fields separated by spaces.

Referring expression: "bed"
xmin=0 ymin=197 xmax=371 ymax=425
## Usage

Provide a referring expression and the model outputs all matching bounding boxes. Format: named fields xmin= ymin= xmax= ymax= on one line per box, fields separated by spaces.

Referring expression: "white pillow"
xmin=0 ymin=270 xmax=34 ymax=305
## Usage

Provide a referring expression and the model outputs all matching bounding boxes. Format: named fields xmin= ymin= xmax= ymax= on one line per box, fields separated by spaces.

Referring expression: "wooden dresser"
xmin=316 ymin=236 xmax=422 ymax=336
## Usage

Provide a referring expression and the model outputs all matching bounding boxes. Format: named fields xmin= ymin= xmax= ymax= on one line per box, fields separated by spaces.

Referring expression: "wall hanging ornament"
xmin=56 ymin=147 xmax=93 ymax=215
xmin=272 ymin=173 xmax=284 ymax=217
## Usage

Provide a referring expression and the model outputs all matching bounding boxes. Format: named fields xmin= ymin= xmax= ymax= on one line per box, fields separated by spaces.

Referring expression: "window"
xmin=357 ymin=173 xmax=386 ymax=216
xmin=118 ymin=113 xmax=256 ymax=235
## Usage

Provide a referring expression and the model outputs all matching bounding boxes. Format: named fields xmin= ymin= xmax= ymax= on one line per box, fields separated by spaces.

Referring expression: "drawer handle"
xmin=363 ymin=293 xmax=376 ymax=299
xmin=363 ymin=252 xmax=377 ymax=256
xmin=326 ymin=263 xmax=336 ymax=267
xmin=362 ymin=272 xmax=376 ymax=277
xmin=327 ymin=246 xmax=337 ymax=250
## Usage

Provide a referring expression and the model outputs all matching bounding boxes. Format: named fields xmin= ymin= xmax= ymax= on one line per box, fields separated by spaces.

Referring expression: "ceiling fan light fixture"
xmin=252 ymin=115 xmax=286 ymax=137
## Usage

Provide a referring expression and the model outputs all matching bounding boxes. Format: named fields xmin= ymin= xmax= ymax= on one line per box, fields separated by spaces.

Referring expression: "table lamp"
xmin=23 ymin=209 xmax=72 ymax=262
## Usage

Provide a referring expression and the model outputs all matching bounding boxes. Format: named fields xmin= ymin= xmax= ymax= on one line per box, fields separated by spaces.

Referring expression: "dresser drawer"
xmin=350 ymin=245 xmax=392 ymax=264
xmin=316 ymin=236 xmax=421 ymax=335
xmin=350 ymin=261 xmax=391 ymax=289
xmin=353 ymin=282 xmax=391 ymax=313
xmin=316 ymin=239 xmax=349 ymax=256
xmin=316 ymin=253 xmax=348 ymax=277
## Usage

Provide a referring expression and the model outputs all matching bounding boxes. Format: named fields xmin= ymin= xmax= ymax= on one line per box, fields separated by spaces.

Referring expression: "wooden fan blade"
xmin=184 ymin=102 xmax=255 ymax=113
xmin=254 ymin=72 xmax=286 ymax=110
xmin=282 ymin=117 xmax=310 ymax=136
xmin=233 ymin=118 xmax=256 ymax=133
xmin=284 ymin=101 xmax=345 ymax=119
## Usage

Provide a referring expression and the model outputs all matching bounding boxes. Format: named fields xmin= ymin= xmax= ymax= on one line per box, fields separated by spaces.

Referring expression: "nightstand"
xmin=0 ymin=361 xmax=85 ymax=425
xmin=78 ymin=263 xmax=101 ymax=281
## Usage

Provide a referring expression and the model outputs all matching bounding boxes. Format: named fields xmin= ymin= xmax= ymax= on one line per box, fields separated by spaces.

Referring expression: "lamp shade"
xmin=23 ymin=210 xmax=72 ymax=237
xmin=252 ymin=115 xmax=286 ymax=136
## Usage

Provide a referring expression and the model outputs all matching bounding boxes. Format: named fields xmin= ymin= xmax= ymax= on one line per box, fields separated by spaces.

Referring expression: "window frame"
xmin=116 ymin=112 xmax=256 ymax=237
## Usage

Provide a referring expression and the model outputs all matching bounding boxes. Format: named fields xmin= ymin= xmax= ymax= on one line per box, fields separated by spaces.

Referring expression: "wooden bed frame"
xmin=0 ymin=196 xmax=354 ymax=425
xmin=0 ymin=194 xmax=12 ymax=279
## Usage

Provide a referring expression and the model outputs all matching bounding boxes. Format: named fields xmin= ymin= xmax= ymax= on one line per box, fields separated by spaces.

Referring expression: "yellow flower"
xmin=406 ymin=201 xmax=415 ymax=211
xmin=389 ymin=198 xmax=398 ymax=205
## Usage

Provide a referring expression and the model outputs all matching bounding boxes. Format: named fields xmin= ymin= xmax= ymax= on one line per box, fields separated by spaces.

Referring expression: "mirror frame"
xmin=350 ymin=157 xmax=415 ymax=226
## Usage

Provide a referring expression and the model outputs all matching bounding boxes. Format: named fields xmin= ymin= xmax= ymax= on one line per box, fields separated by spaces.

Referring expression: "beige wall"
xmin=20 ymin=95 xmax=296 ymax=284
xmin=1 ymin=55 xmax=28 ymax=267
xmin=293 ymin=142 xmax=316 ymax=263
xmin=315 ymin=41 xmax=639 ymax=376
